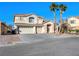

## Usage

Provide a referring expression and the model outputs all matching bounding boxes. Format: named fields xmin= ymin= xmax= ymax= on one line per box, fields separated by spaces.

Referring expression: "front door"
xmin=47 ymin=25 xmax=51 ymax=33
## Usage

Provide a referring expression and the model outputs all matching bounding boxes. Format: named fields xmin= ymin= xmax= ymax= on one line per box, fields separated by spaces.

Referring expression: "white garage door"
xmin=36 ymin=26 xmax=42 ymax=34
xmin=19 ymin=27 xmax=34 ymax=34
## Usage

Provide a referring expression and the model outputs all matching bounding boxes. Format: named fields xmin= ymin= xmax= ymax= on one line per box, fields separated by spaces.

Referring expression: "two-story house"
xmin=0 ymin=21 xmax=12 ymax=35
xmin=14 ymin=14 xmax=54 ymax=34
xmin=68 ymin=16 xmax=79 ymax=30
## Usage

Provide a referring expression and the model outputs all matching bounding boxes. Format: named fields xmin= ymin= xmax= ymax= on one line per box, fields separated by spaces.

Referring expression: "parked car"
xmin=12 ymin=29 xmax=16 ymax=34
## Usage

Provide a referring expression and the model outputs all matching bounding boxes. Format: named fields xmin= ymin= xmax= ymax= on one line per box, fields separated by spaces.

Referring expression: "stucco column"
xmin=50 ymin=24 xmax=54 ymax=33
xmin=44 ymin=25 xmax=47 ymax=33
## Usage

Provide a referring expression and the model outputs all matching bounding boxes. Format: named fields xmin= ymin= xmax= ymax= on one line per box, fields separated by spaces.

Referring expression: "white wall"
xmin=68 ymin=17 xmax=79 ymax=27
xmin=37 ymin=17 xmax=43 ymax=24
xmin=43 ymin=22 xmax=54 ymax=33
xmin=14 ymin=14 xmax=43 ymax=24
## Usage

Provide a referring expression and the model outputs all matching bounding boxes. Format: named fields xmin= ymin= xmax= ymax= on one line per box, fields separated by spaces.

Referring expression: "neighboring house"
xmin=0 ymin=21 xmax=12 ymax=35
xmin=68 ymin=16 xmax=79 ymax=30
xmin=0 ymin=22 xmax=9 ymax=35
xmin=14 ymin=14 xmax=54 ymax=34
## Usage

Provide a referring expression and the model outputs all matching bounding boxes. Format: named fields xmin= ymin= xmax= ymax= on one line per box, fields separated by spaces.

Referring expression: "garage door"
xmin=19 ymin=27 xmax=34 ymax=34
xmin=36 ymin=26 xmax=42 ymax=34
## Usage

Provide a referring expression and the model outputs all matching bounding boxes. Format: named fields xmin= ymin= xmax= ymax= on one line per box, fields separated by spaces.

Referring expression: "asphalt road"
xmin=0 ymin=34 xmax=79 ymax=56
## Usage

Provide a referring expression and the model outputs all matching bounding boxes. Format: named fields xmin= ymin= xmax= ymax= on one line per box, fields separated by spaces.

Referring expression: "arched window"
xmin=29 ymin=17 xmax=34 ymax=23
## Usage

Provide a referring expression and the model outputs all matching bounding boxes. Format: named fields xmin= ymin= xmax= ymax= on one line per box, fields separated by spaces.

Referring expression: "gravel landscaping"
xmin=0 ymin=34 xmax=79 ymax=46
xmin=0 ymin=35 xmax=20 ymax=46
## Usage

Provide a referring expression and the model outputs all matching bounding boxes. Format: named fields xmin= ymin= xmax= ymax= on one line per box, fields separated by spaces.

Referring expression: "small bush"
xmin=76 ymin=30 xmax=79 ymax=33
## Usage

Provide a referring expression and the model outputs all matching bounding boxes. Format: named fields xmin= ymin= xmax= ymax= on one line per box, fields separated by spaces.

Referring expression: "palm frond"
xmin=59 ymin=4 xmax=67 ymax=12
xmin=50 ymin=3 xmax=58 ymax=12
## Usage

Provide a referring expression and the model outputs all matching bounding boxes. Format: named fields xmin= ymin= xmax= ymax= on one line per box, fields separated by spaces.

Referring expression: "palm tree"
xmin=50 ymin=3 xmax=58 ymax=33
xmin=59 ymin=4 xmax=67 ymax=33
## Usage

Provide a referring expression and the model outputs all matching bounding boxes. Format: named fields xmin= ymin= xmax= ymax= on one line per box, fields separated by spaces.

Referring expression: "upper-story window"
xmin=70 ymin=20 xmax=75 ymax=24
xmin=29 ymin=17 xmax=34 ymax=23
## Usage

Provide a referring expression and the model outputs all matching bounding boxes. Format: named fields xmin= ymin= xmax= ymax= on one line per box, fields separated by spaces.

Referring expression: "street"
xmin=0 ymin=34 xmax=79 ymax=56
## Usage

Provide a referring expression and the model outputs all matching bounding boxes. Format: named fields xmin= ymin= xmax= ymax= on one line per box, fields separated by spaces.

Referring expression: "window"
xmin=29 ymin=17 xmax=34 ymax=23
xmin=70 ymin=20 xmax=75 ymax=24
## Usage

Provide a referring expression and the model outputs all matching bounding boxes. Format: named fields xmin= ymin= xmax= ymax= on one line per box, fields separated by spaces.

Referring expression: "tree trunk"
xmin=60 ymin=10 xmax=63 ymax=33
xmin=60 ymin=10 xmax=62 ymax=25
xmin=53 ymin=11 xmax=56 ymax=33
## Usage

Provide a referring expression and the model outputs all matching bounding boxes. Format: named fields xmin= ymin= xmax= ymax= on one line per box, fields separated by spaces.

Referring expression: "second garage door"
xmin=36 ymin=26 xmax=42 ymax=34
xmin=19 ymin=26 xmax=34 ymax=34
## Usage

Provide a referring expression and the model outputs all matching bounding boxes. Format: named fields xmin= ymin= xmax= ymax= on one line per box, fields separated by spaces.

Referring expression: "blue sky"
xmin=0 ymin=2 xmax=79 ymax=26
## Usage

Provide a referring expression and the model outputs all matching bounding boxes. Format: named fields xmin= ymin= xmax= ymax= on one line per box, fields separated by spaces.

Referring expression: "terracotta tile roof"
xmin=15 ymin=14 xmax=44 ymax=18
xmin=15 ymin=14 xmax=33 ymax=17
xmin=75 ymin=16 xmax=79 ymax=19
xmin=37 ymin=16 xmax=43 ymax=19
xmin=43 ymin=20 xmax=50 ymax=24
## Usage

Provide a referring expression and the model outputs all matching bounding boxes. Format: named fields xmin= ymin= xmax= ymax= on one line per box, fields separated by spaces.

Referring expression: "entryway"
xmin=47 ymin=24 xmax=51 ymax=33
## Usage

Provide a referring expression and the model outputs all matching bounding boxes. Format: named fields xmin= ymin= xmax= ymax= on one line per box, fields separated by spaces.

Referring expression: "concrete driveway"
xmin=0 ymin=34 xmax=79 ymax=56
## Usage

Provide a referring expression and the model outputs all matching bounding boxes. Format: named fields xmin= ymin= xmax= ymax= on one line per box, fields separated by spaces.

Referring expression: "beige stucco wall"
xmin=14 ymin=14 xmax=54 ymax=34
xmin=49 ymin=24 xmax=54 ymax=33
xmin=68 ymin=17 xmax=79 ymax=27
xmin=43 ymin=22 xmax=54 ymax=33
xmin=14 ymin=14 xmax=43 ymax=24
xmin=16 ymin=22 xmax=54 ymax=34
xmin=42 ymin=25 xmax=47 ymax=33
xmin=37 ymin=17 xmax=43 ymax=24
xmin=68 ymin=17 xmax=79 ymax=30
